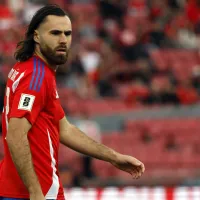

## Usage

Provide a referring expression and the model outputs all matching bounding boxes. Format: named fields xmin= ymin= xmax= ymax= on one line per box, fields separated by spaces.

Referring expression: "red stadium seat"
xmin=150 ymin=50 xmax=169 ymax=71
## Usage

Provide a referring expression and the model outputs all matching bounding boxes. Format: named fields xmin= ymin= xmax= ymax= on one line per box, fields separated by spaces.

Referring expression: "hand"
xmin=111 ymin=153 xmax=145 ymax=179
xmin=30 ymin=193 xmax=45 ymax=200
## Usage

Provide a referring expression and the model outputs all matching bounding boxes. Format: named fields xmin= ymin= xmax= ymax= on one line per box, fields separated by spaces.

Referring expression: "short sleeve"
xmin=58 ymin=105 xmax=65 ymax=120
xmin=9 ymin=69 xmax=47 ymax=125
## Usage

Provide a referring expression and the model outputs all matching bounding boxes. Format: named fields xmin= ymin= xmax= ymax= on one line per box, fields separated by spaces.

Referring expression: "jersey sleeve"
xmin=58 ymin=104 xmax=65 ymax=120
xmin=9 ymin=69 xmax=47 ymax=125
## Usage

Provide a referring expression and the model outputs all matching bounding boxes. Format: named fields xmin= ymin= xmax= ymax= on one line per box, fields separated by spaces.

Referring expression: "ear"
xmin=34 ymin=30 xmax=40 ymax=44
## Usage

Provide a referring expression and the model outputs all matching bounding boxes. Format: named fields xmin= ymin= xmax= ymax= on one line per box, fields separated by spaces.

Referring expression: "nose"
xmin=59 ymin=33 xmax=67 ymax=44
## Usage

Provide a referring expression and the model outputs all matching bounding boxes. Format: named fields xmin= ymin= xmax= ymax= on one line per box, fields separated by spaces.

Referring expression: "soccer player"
xmin=0 ymin=4 xmax=145 ymax=200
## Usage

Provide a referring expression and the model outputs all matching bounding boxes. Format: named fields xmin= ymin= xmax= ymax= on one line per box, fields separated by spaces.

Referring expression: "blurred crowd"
xmin=1 ymin=0 xmax=200 ymax=115
xmin=1 ymin=0 xmax=200 ymax=187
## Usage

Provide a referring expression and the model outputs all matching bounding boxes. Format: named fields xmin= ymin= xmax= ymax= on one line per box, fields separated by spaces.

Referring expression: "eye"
xmin=50 ymin=30 xmax=61 ymax=35
xmin=64 ymin=31 xmax=72 ymax=36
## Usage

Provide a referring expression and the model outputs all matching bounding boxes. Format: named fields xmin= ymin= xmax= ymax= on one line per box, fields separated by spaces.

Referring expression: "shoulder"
xmin=16 ymin=57 xmax=49 ymax=73
xmin=14 ymin=57 xmax=49 ymax=92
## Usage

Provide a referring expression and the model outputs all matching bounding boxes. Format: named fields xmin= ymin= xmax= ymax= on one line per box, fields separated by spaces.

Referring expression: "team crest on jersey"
xmin=18 ymin=93 xmax=35 ymax=111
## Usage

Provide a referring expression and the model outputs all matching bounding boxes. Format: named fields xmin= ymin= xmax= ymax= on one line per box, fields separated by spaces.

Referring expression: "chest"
xmin=44 ymin=80 xmax=63 ymax=124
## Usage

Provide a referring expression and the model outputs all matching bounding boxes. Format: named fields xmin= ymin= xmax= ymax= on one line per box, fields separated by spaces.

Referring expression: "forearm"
xmin=7 ymin=130 xmax=42 ymax=194
xmin=60 ymin=124 xmax=118 ymax=163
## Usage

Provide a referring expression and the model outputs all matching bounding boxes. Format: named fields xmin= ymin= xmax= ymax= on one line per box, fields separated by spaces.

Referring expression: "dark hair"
xmin=14 ymin=4 xmax=67 ymax=62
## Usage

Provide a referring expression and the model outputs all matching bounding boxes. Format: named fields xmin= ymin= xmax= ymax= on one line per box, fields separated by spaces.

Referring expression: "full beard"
xmin=40 ymin=45 xmax=69 ymax=66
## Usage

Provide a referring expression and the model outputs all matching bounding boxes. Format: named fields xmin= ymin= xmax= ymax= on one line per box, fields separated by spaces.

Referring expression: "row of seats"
xmin=58 ymin=87 xmax=138 ymax=115
xmin=124 ymin=118 xmax=200 ymax=134
xmin=150 ymin=50 xmax=199 ymax=80
xmin=58 ymin=86 xmax=185 ymax=116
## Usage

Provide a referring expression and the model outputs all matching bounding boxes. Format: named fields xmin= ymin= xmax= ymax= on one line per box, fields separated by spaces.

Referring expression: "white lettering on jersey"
xmin=10 ymin=70 xmax=19 ymax=81
xmin=12 ymin=72 xmax=25 ymax=93
xmin=18 ymin=93 xmax=35 ymax=111
xmin=8 ymin=68 xmax=14 ymax=79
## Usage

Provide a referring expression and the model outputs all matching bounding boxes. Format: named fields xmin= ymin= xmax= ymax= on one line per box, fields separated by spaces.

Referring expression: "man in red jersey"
xmin=0 ymin=4 xmax=145 ymax=200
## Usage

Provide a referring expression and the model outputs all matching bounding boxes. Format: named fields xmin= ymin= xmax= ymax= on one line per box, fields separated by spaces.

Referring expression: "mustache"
xmin=55 ymin=46 xmax=68 ymax=51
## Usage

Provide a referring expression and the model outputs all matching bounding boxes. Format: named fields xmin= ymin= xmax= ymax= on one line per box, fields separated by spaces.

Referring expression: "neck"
xmin=34 ymin=49 xmax=57 ymax=71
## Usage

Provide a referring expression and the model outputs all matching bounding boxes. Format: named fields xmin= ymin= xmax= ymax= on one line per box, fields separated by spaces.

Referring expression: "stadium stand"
xmin=0 ymin=0 xmax=200 ymax=190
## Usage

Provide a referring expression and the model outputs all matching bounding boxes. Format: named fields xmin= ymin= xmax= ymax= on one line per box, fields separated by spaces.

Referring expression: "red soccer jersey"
xmin=0 ymin=55 xmax=65 ymax=199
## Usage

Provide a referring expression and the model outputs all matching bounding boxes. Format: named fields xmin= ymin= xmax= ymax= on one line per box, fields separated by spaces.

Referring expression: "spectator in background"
xmin=148 ymin=20 xmax=167 ymax=48
xmin=149 ymin=0 xmax=171 ymax=24
xmin=176 ymin=79 xmax=199 ymax=105
xmin=23 ymin=1 xmax=46 ymax=24
xmin=98 ymin=19 xmax=120 ymax=47
xmin=96 ymin=42 xmax=118 ymax=97
xmin=119 ymin=22 xmax=149 ymax=62
xmin=168 ymin=0 xmax=182 ymax=10
xmin=145 ymin=76 xmax=180 ymax=105
xmin=79 ymin=41 xmax=101 ymax=79
xmin=99 ymin=0 xmax=126 ymax=24
xmin=57 ymin=51 xmax=86 ymax=89
xmin=186 ymin=0 xmax=200 ymax=27
xmin=128 ymin=0 xmax=149 ymax=20
xmin=192 ymin=65 xmax=200 ymax=95
xmin=97 ymin=78 xmax=117 ymax=97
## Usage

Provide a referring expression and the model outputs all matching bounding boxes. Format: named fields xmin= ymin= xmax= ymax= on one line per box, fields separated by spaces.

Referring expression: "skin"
xmin=34 ymin=15 xmax=72 ymax=70
xmin=7 ymin=15 xmax=145 ymax=200
xmin=7 ymin=118 xmax=44 ymax=200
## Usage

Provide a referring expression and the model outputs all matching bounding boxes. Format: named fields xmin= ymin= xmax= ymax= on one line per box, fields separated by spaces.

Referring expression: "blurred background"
xmin=0 ymin=0 xmax=200 ymax=199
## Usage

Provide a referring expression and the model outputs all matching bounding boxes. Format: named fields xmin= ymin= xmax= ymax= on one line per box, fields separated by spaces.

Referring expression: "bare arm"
xmin=7 ymin=118 xmax=44 ymax=199
xmin=60 ymin=117 xmax=117 ymax=163
xmin=59 ymin=117 xmax=145 ymax=179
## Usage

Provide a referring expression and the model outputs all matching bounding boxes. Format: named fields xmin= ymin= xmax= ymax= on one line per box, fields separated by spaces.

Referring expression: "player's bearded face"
xmin=39 ymin=42 xmax=69 ymax=65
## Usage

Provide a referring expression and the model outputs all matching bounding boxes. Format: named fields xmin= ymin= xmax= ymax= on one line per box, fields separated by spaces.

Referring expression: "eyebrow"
xmin=49 ymin=30 xmax=72 ymax=35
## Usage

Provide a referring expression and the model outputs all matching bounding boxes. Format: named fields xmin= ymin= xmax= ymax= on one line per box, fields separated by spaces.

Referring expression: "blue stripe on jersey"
xmin=29 ymin=57 xmax=37 ymax=90
xmin=33 ymin=59 xmax=41 ymax=90
xmin=37 ymin=62 xmax=45 ymax=92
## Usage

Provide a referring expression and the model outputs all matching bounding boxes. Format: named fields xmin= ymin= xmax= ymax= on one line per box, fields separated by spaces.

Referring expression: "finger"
xmin=130 ymin=167 xmax=141 ymax=178
xmin=138 ymin=171 xmax=143 ymax=178
xmin=134 ymin=159 xmax=143 ymax=166
xmin=136 ymin=163 xmax=145 ymax=174
xmin=133 ymin=166 xmax=141 ymax=175
xmin=130 ymin=170 xmax=137 ymax=179
xmin=134 ymin=169 xmax=143 ymax=179
xmin=130 ymin=169 xmax=136 ymax=177
xmin=141 ymin=163 xmax=145 ymax=173
xmin=133 ymin=173 xmax=138 ymax=179
xmin=136 ymin=172 xmax=140 ymax=179
xmin=133 ymin=171 xmax=140 ymax=179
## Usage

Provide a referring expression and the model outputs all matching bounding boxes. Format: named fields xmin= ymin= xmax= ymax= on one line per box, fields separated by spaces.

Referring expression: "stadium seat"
xmin=150 ymin=50 xmax=169 ymax=71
